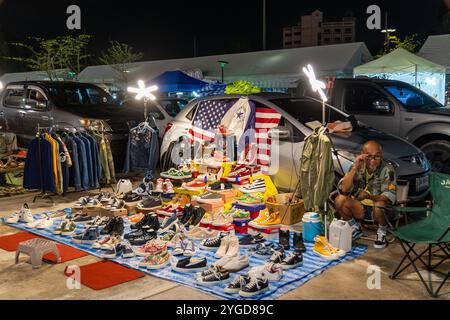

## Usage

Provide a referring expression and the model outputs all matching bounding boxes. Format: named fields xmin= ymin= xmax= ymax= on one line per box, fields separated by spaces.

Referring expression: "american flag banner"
xmin=255 ymin=107 xmax=282 ymax=173
xmin=188 ymin=100 xmax=232 ymax=144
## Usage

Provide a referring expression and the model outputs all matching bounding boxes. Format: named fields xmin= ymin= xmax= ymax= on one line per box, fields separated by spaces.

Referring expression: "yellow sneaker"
xmin=316 ymin=236 xmax=346 ymax=257
xmin=312 ymin=236 xmax=342 ymax=260
xmin=258 ymin=211 xmax=281 ymax=227
xmin=252 ymin=208 xmax=270 ymax=224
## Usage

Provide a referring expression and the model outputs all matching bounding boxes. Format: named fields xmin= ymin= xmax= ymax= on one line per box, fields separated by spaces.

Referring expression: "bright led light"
xmin=192 ymin=91 xmax=200 ymax=98
xmin=302 ymin=64 xmax=328 ymax=102
xmin=0 ymin=82 xmax=3 ymax=91
xmin=127 ymin=80 xmax=158 ymax=101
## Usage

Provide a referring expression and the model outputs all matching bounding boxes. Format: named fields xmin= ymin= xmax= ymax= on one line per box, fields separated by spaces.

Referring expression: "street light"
xmin=381 ymin=12 xmax=396 ymax=53
xmin=302 ymin=64 xmax=328 ymax=124
xmin=127 ymin=80 xmax=158 ymax=120
xmin=218 ymin=60 xmax=229 ymax=83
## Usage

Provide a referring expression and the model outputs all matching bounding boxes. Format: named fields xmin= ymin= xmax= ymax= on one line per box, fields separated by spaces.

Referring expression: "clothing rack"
xmin=33 ymin=123 xmax=55 ymax=205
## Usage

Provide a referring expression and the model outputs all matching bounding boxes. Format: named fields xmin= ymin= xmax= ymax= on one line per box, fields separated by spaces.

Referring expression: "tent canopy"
xmin=354 ymin=48 xmax=446 ymax=75
xmin=419 ymin=34 xmax=450 ymax=73
xmin=78 ymin=42 xmax=372 ymax=89
xmin=148 ymin=71 xmax=207 ymax=93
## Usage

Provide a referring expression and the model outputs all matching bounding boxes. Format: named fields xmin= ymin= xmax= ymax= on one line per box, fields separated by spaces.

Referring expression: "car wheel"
xmin=421 ymin=140 xmax=450 ymax=174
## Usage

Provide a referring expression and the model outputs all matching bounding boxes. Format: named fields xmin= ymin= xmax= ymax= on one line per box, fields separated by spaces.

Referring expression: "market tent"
xmin=78 ymin=42 xmax=372 ymax=90
xmin=148 ymin=71 xmax=207 ymax=93
xmin=354 ymin=48 xmax=447 ymax=104
xmin=0 ymin=69 xmax=71 ymax=85
xmin=419 ymin=34 xmax=450 ymax=73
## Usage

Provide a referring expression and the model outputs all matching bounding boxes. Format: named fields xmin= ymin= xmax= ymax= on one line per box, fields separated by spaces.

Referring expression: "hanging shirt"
xmin=64 ymin=136 xmax=82 ymax=191
xmin=73 ymin=136 xmax=90 ymax=190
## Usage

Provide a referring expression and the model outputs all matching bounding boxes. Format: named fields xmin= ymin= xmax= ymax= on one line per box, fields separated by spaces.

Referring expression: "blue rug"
xmin=3 ymin=210 xmax=367 ymax=300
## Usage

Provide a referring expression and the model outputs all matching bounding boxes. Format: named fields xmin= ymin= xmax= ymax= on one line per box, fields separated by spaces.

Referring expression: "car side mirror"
xmin=373 ymin=100 xmax=392 ymax=114
xmin=269 ymin=126 xmax=291 ymax=140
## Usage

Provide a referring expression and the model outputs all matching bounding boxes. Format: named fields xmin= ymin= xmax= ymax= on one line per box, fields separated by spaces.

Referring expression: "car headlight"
xmin=79 ymin=119 xmax=112 ymax=132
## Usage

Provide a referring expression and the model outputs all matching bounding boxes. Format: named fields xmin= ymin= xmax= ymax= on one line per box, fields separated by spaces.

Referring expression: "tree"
xmin=99 ymin=41 xmax=144 ymax=83
xmin=376 ymin=34 xmax=423 ymax=58
xmin=2 ymin=34 xmax=93 ymax=80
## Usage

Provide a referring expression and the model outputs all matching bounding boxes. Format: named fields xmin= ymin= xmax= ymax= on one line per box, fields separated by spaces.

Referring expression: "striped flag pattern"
xmin=255 ymin=107 xmax=282 ymax=172
xmin=188 ymin=100 xmax=232 ymax=144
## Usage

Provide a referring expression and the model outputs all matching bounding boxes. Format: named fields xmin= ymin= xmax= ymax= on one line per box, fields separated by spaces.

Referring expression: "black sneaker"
xmin=123 ymin=192 xmax=142 ymax=203
xmin=122 ymin=243 xmax=136 ymax=258
xmin=293 ymin=232 xmax=306 ymax=253
xmin=281 ymin=252 xmax=303 ymax=269
xmin=207 ymin=181 xmax=233 ymax=191
xmin=190 ymin=207 xmax=206 ymax=226
xmin=374 ymin=230 xmax=388 ymax=249
xmin=100 ymin=217 xmax=116 ymax=235
xmin=124 ymin=228 xmax=146 ymax=240
xmin=200 ymin=232 xmax=227 ymax=251
xmin=239 ymin=276 xmax=269 ymax=297
xmin=239 ymin=234 xmax=265 ymax=247
xmin=268 ymin=247 xmax=285 ymax=264
xmin=138 ymin=196 xmax=162 ymax=210
xmin=145 ymin=214 xmax=160 ymax=232
xmin=101 ymin=243 xmax=124 ymax=259
xmin=180 ymin=205 xmax=194 ymax=225
xmin=224 ymin=275 xmax=252 ymax=294
xmin=172 ymin=256 xmax=208 ymax=273
xmin=130 ymin=214 xmax=152 ymax=230
xmin=112 ymin=217 xmax=124 ymax=236
xmin=279 ymin=229 xmax=290 ymax=250
xmin=197 ymin=270 xmax=230 ymax=286
xmin=128 ymin=230 xmax=157 ymax=246
xmin=73 ymin=213 xmax=94 ymax=224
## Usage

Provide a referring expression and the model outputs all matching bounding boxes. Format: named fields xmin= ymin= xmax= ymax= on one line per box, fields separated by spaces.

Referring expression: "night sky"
xmin=0 ymin=0 xmax=449 ymax=72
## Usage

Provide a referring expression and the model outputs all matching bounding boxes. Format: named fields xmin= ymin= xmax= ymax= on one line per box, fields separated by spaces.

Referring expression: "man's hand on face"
xmin=353 ymin=154 xmax=368 ymax=172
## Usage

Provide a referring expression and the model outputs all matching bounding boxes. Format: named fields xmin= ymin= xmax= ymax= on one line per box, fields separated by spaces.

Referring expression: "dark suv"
xmin=0 ymin=81 xmax=145 ymax=169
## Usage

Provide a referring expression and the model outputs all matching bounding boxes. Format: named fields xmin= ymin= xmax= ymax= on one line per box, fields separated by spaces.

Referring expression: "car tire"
xmin=421 ymin=140 xmax=450 ymax=174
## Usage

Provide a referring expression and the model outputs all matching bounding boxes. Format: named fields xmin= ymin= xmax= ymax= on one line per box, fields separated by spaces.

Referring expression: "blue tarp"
xmin=148 ymin=71 xmax=207 ymax=93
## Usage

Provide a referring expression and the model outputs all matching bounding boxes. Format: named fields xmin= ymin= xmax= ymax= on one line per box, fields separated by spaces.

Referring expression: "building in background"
xmin=283 ymin=10 xmax=356 ymax=49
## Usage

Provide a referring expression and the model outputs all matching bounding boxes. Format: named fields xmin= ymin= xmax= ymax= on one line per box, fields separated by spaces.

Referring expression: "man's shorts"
xmin=363 ymin=205 xmax=395 ymax=221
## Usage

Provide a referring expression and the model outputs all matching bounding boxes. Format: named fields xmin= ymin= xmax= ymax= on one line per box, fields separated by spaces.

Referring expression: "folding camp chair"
xmin=389 ymin=172 xmax=450 ymax=298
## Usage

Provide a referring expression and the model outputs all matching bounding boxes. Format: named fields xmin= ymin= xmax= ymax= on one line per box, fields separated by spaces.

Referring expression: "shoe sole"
xmin=224 ymin=287 xmax=242 ymax=294
xmin=238 ymin=286 xmax=269 ymax=297
xmin=211 ymin=222 xmax=233 ymax=227
xmin=137 ymin=205 xmax=162 ymax=210
xmin=171 ymin=265 xmax=208 ymax=274
xmin=373 ymin=243 xmax=388 ymax=249
xmin=312 ymin=250 xmax=340 ymax=261
xmin=195 ymin=198 xmax=223 ymax=205
xmin=239 ymin=188 xmax=266 ymax=194
xmin=160 ymin=174 xmax=191 ymax=180
xmin=145 ymin=260 xmax=170 ymax=270
xmin=122 ymin=253 xmax=136 ymax=259
xmin=61 ymin=231 xmax=75 ymax=236
xmin=197 ymin=278 xmax=231 ymax=287
xmin=248 ymin=221 xmax=280 ymax=229
xmin=182 ymin=186 xmax=206 ymax=191
xmin=199 ymin=245 xmax=221 ymax=251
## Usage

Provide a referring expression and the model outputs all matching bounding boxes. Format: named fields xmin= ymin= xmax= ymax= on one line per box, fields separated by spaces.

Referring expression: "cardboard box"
xmin=248 ymin=226 xmax=279 ymax=241
xmin=191 ymin=200 xmax=224 ymax=214
xmin=208 ymin=189 xmax=237 ymax=203
xmin=265 ymin=199 xmax=306 ymax=226
xmin=84 ymin=207 xmax=128 ymax=218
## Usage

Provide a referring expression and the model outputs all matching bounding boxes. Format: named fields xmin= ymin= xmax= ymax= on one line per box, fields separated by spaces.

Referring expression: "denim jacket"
xmin=123 ymin=123 xmax=159 ymax=173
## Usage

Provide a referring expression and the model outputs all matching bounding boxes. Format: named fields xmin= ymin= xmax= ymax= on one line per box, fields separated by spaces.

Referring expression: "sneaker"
xmin=140 ymin=251 xmax=171 ymax=270
xmin=239 ymin=276 xmax=269 ymax=297
xmin=132 ymin=182 xmax=150 ymax=196
xmin=225 ymin=236 xmax=240 ymax=257
xmin=128 ymin=213 xmax=145 ymax=224
xmin=109 ymin=200 xmax=125 ymax=212
xmin=61 ymin=220 xmax=76 ymax=236
xmin=200 ymin=232 xmax=228 ymax=251
xmin=160 ymin=230 xmax=177 ymax=243
xmin=72 ymin=227 xmax=100 ymax=244
xmin=222 ymin=164 xmax=246 ymax=180
xmin=101 ymin=243 xmax=125 ymax=259
xmin=281 ymin=252 xmax=303 ymax=269
xmin=130 ymin=214 xmax=157 ymax=231
xmin=159 ymin=212 xmax=179 ymax=233
xmin=293 ymin=232 xmax=307 ymax=253
xmin=251 ymin=209 xmax=270 ymax=225
xmin=163 ymin=179 xmax=175 ymax=194
xmin=249 ymin=262 xmax=283 ymax=282
xmin=239 ymin=234 xmax=265 ymax=247
xmin=351 ymin=223 xmax=363 ymax=241
xmin=197 ymin=270 xmax=230 ymax=286
xmin=92 ymin=236 xmax=112 ymax=249
xmin=73 ymin=213 xmax=94 ymax=224
xmin=122 ymin=243 xmax=136 ymax=258
xmin=137 ymin=196 xmax=162 ymax=210
xmin=207 ymin=181 xmax=233 ymax=192
xmin=268 ymin=248 xmax=286 ymax=264
xmin=171 ymin=256 xmax=208 ymax=273
xmin=180 ymin=205 xmax=195 ymax=225
xmin=312 ymin=236 xmax=342 ymax=260
xmin=222 ymin=255 xmax=250 ymax=273
xmin=249 ymin=243 xmax=281 ymax=258
xmin=211 ymin=212 xmax=234 ymax=227
xmin=5 ymin=212 xmax=21 ymax=224
xmin=167 ymin=231 xmax=186 ymax=248
xmin=53 ymin=220 xmax=68 ymax=235
xmin=74 ymin=197 xmax=90 ymax=209
xmin=161 ymin=168 xmax=192 ymax=180
xmin=110 ymin=217 xmax=124 ymax=236
xmin=185 ymin=227 xmax=219 ymax=240
xmin=232 ymin=209 xmax=251 ymax=220
xmin=129 ymin=230 xmax=157 ymax=246
xmin=101 ymin=235 xmax=123 ymax=250
xmin=199 ymin=212 xmax=215 ymax=225
xmin=236 ymin=194 xmax=263 ymax=206
xmin=257 ymin=211 xmax=281 ymax=228
xmin=123 ymin=192 xmax=143 ymax=203
xmin=193 ymin=192 xmax=223 ymax=204
xmin=154 ymin=178 xmax=164 ymax=193
xmin=35 ymin=216 xmax=54 ymax=229
xmin=374 ymin=228 xmax=388 ymax=249
xmin=279 ymin=229 xmax=290 ymax=250
xmin=20 ymin=204 xmax=34 ymax=223
xmin=182 ymin=180 xmax=206 ymax=191
xmin=135 ymin=239 xmax=168 ymax=256
xmin=189 ymin=207 xmax=206 ymax=227
xmin=183 ymin=240 xmax=196 ymax=257
xmin=215 ymin=236 xmax=230 ymax=258
xmin=86 ymin=199 xmax=101 ymax=208
xmin=225 ymin=275 xmax=252 ymax=294
xmin=239 ymin=179 xmax=266 ymax=194
xmin=172 ymin=240 xmax=186 ymax=256
xmin=101 ymin=217 xmax=117 ymax=235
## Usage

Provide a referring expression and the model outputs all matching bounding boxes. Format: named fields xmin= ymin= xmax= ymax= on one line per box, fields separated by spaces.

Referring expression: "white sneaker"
xmin=211 ymin=212 xmax=233 ymax=227
xmin=5 ymin=212 xmax=20 ymax=224
xmin=164 ymin=179 xmax=175 ymax=194
xmin=26 ymin=218 xmax=45 ymax=229
xmin=222 ymin=255 xmax=249 ymax=272
xmin=225 ymin=236 xmax=240 ymax=257
xmin=154 ymin=178 xmax=164 ymax=193
xmin=249 ymin=262 xmax=283 ymax=282
xmin=20 ymin=205 xmax=34 ymax=223
xmin=215 ymin=236 xmax=230 ymax=259
xmin=214 ymin=255 xmax=236 ymax=268
xmin=36 ymin=216 xmax=54 ymax=229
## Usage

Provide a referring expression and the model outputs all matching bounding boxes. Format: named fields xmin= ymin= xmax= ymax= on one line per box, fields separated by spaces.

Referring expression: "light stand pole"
xmin=263 ymin=0 xmax=267 ymax=50
xmin=218 ymin=60 xmax=229 ymax=84
xmin=381 ymin=12 xmax=396 ymax=54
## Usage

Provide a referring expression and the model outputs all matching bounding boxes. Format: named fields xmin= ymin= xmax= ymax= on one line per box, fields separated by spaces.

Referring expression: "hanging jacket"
xmin=220 ymin=98 xmax=255 ymax=144
xmin=123 ymin=123 xmax=159 ymax=174
xmin=298 ymin=126 xmax=335 ymax=213
xmin=23 ymin=137 xmax=56 ymax=193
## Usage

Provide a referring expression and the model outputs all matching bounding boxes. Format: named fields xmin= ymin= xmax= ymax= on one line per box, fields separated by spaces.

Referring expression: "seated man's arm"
xmin=369 ymin=164 xmax=397 ymax=205
xmin=340 ymin=165 xmax=358 ymax=194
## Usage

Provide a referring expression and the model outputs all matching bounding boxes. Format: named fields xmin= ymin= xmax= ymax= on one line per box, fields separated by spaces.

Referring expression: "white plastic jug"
xmin=329 ymin=219 xmax=353 ymax=253
xmin=116 ymin=179 xmax=133 ymax=195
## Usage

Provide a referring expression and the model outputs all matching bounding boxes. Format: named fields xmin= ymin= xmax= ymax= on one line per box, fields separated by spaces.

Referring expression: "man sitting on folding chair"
xmin=335 ymin=141 xmax=397 ymax=249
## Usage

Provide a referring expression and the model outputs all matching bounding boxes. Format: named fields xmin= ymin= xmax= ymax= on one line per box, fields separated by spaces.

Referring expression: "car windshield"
xmin=158 ymin=99 xmax=188 ymax=117
xmin=270 ymin=98 xmax=350 ymax=127
xmin=48 ymin=85 xmax=115 ymax=107
xmin=382 ymin=82 xmax=444 ymax=110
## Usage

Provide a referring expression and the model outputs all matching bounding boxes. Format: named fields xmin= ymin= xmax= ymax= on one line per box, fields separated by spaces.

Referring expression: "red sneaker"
xmin=182 ymin=180 xmax=206 ymax=191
